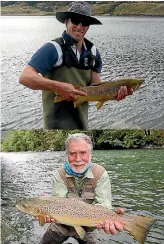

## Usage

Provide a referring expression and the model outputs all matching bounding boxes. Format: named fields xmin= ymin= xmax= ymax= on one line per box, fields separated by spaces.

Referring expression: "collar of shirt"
xmin=65 ymin=167 xmax=94 ymax=179
xmin=62 ymin=31 xmax=88 ymax=61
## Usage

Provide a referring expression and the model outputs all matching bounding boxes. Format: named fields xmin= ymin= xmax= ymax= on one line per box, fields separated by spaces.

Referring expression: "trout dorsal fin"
xmin=74 ymin=225 xmax=86 ymax=239
xmin=90 ymin=81 xmax=109 ymax=86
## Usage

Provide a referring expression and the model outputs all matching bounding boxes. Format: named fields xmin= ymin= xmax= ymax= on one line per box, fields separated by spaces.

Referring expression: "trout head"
xmin=128 ymin=79 xmax=144 ymax=90
xmin=16 ymin=198 xmax=41 ymax=217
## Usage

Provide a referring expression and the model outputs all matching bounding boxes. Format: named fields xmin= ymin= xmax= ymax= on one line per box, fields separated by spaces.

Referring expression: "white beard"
xmin=67 ymin=160 xmax=90 ymax=174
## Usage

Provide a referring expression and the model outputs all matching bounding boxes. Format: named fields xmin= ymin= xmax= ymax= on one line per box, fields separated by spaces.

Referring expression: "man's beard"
xmin=68 ymin=161 xmax=89 ymax=174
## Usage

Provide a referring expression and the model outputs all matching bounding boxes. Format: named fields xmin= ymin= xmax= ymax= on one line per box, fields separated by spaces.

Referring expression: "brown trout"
xmin=54 ymin=78 xmax=144 ymax=109
xmin=16 ymin=196 xmax=156 ymax=244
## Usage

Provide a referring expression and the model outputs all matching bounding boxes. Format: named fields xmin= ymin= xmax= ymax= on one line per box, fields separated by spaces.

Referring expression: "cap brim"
xmin=56 ymin=12 xmax=102 ymax=25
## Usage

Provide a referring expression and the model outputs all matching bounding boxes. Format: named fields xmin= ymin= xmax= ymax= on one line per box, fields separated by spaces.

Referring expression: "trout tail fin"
xmin=125 ymin=216 xmax=157 ymax=244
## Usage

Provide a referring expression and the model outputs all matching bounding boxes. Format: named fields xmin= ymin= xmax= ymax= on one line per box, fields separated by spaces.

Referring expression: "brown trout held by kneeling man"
xmin=16 ymin=196 xmax=157 ymax=244
xmin=54 ymin=78 xmax=145 ymax=110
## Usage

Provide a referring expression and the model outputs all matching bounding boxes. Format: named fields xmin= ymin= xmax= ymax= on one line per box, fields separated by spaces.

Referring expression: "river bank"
xmin=1 ymin=1 xmax=164 ymax=16
xmin=1 ymin=129 xmax=164 ymax=152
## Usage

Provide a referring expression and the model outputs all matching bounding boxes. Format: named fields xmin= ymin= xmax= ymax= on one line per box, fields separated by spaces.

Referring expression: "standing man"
xmin=40 ymin=133 xmax=124 ymax=244
xmin=19 ymin=2 xmax=132 ymax=129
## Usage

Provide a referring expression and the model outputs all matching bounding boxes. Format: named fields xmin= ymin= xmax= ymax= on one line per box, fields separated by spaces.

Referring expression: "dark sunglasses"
xmin=70 ymin=18 xmax=89 ymax=27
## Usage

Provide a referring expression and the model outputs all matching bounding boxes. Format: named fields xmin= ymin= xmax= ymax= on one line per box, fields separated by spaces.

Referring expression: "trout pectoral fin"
xmin=96 ymin=101 xmax=105 ymax=110
xmin=54 ymin=96 xmax=64 ymax=103
xmin=38 ymin=214 xmax=46 ymax=226
xmin=74 ymin=225 xmax=85 ymax=239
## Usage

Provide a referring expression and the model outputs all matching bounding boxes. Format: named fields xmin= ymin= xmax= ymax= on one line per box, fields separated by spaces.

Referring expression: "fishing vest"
xmin=42 ymin=35 xmax=98 ymax=129
xmin=58 ymin=163 xmax=105 ymax=204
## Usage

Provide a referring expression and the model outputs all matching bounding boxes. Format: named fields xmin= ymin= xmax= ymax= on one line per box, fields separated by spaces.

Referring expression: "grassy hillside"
xmin=111 ymin=2 xmax=164 ymax=16
xmin=1 ymin=1 xmax=164 ymax=16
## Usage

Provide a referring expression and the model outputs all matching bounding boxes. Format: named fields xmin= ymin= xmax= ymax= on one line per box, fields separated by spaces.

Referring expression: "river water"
xmin=1 ymin=16 xmax=164 ymax=130
xmin=1 ymin=149 xmax=164 ymax=244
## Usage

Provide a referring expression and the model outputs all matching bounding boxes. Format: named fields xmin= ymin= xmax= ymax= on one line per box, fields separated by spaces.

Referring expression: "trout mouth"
xmin=136 ymin=83 xmax=146 ymax=90
xmin=138 ymin=84 xmax=146 ymax=89
xmin=16 ymin=204 xmax=24 ymax=212
xmin=16 ymin=203 xmax=30 ymax=214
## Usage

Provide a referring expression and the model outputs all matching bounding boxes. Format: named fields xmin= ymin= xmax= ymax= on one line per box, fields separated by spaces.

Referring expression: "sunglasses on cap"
xmin=70 ymin=17 xmax=89 ymax=27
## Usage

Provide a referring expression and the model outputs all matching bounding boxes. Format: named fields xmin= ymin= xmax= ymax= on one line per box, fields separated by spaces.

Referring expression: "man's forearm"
xmin=19 ymin=65 xmax=87 ymax=102
xmin=19 ymin=66 xmax=61 ymax=91
xmin=20 ymin=73 xmax=61 ymax=91
xmin=90 ymin=71 xmax=101 ymax=85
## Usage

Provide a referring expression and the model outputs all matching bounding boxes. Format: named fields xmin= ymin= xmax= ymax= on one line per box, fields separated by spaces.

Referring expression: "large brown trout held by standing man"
xmin=54 ymin=78 xmax=145 ymax=110
xmin=16 ymin=196 xmax=157 ymax=244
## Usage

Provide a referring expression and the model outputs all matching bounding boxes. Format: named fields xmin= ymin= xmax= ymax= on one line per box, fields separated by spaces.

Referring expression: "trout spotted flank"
xmin=54 ymin=78 xmax=144 ymax=109
xmin=16 ymin=196 xmax=157 ymax=244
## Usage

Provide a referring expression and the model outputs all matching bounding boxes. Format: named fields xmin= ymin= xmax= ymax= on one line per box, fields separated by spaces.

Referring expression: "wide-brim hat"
xmin=56 ymin=1 xmax=102 ymax=25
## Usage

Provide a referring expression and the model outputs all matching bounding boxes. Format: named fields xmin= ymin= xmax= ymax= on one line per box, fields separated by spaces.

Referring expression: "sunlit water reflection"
xmin=1 ymin=16 xmax=164 ymax=130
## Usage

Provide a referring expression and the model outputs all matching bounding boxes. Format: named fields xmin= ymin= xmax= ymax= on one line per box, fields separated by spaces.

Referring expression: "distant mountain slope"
xmin=1 ymin=1 xmax=164 ymax=16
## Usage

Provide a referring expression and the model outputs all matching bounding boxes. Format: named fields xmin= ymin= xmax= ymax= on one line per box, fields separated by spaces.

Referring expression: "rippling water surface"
xmin=1 ymin=149 xmax=164 ymax=244
xmin=1 ymin=16 xmax=164 ymax=129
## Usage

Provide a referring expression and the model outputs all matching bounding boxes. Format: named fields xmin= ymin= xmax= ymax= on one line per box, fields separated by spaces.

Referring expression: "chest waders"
xmin=42 ymin=37 xmax=96 ymax=129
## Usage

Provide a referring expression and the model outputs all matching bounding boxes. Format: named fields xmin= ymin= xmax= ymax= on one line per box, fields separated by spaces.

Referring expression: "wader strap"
xmin=90 ymin=163 xmax=105 ymax=188
xmin=53 ymin=37 xmax=74 ymax=69
xmin=58 ymin=168 xmax=75 ymax=188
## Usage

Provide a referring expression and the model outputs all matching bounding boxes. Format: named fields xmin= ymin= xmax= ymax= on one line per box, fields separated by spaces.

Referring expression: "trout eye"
xmin=22 ymin=203 xmax=28 ymax=209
